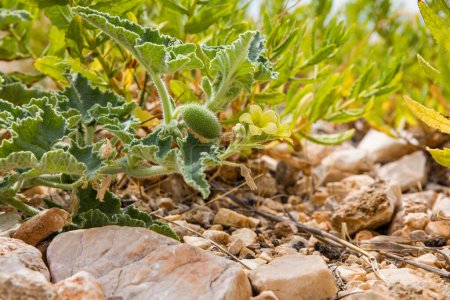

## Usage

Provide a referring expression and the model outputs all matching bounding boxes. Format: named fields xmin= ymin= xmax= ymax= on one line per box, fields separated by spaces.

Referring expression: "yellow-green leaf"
xmin=404 ymin=96 xmax=450 ymax=134
xmin=428 ymin=147 xmax=450 ymax=168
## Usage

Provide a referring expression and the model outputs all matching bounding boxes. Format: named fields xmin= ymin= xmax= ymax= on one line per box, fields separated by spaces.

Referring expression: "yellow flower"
xmin=239 ymin=105 xmax=278 ymax=136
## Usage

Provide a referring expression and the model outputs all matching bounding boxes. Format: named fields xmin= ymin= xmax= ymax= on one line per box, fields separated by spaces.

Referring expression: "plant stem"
xmin=1 ymin=197 xmax=39 ymax=216
xmin=85 ymin=125 xmax=94 ymax=145
xmin=32 ymin=178 xmax=82 ymax=190
xmin=100 ymin=164 xmax=174 ymax=178
xmin=150 ymin=71 xmax=173 ymax=124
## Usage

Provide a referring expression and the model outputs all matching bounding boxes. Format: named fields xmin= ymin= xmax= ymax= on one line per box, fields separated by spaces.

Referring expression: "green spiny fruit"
xmin=180 ymin=104 xmax=221 ymax=139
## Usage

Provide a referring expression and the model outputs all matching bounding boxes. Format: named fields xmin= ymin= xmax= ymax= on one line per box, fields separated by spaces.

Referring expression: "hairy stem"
xmin=32 ymin=178 xmax=83 ymax=190
xmin=100 ymin=164 xmax=175 ymax=178
xmin=84 ymin=125 xmax=94 ymax=145
xmin=1 ymin=197 xmax=39 ymax=216
xmin=150 ymin=71 xmax=173 ymax=124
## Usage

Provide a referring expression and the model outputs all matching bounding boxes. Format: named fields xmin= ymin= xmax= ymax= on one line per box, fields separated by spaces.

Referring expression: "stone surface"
xmin=322 ymin=148 xmax=371 ymax=173
xmin=390 ymin=191 xmax=437 ymax=233
xmin=202 ymin=230 xmax=230 ymax=245
xmin=255 ymin=173 xmax=278 ymax=197
xmin=214 ymin=208 xmax=254 ymax=228
xmin=377 ymin=151 xmax=427 ymax=191
xmin=249 ymin=254 xmax=338 ymax=300
xmin=274 ymin=221 xmax=298 ymax=238
xmin=327 ymin=175 xmax=376 ymax=202
xmin=432 ymin=194 xmax=450 ymax=218
xmin=367 ymin=268 xmax=450 ymax=300
xmin=54 ymin=271 xmax=105 ymax=300
xmin=47 ymin=226 xmax=251 ymax=300
xmin=414 ymin=253 xmax=437 ymax=267
xmin=230 ymin=228 xmax=257 ymax=247
xmin=332 ymin=182 xmax=401 ymax=234
xmin=403 ymin=212 xmax=429 ymax=230
xmin=0 ymin=237 xmax=50 ymax=279
xmin=251 ymin=290 xmax=280 ymax=300
xmin=336 ymin=265 xmax=366 ymax=282
xmin=358 ymin=129 xmax=414 ymax=163
xmin=183 ymin=236 xmax=212 ymax=250
xmin=0 ymin=213 xmax=20 ymax=237
xmin=228 ymin=238 xmax=245 ymax=256
xmin=0 ymin=256 xmax=56 ymax=300
xmin=425 ymin=221 xmax=450 ymax=239
xmin=12 ymin=208 xmax=71 ymax=246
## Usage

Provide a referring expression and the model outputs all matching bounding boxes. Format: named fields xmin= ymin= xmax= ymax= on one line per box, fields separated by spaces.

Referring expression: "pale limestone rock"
xmin=403 ymin=212 xmax=429 ymax=230
xmin=230 ymin=228 xmax=257 ymax=247
xmin=0 ymin=237 xmax=50 ymax=279
xmin=390 ymin=191 xmax=437 ymax=233
xmin=274 ymin=221 xmax=298 ymax=238
xmin=414 ymin=253 xmax=438 ymax=267
xmin=358 ymin=130 xmax=413 ymax=163
xmin=332 ymin=182 xmax=401 ymax=234
xmin=183 ymin=236 xmax=212 ymax=250
xmin=202 ymin=230 xmax=230 ymax=245
xmin=54 ymin=271 xmax=105 ymax=300
xmin=255 ymin=174 xmax=277 ymax=197
xmin=47 ymin=226 xmax=251 ymax=300
xmin=0 ymin=213 xmax=20 ymax=237
xmin=169 ymin=220 xmax=202 ymax=238
xmin=241 ymin=258 xmax=267 ymax=270
xmin=12 ymin=208 xmax=71 ymax=246
xmin=184 ymin=206 xmax=215 ymax=225
xmin=322 ymin=148 xmax=371 ymax=173
xmin=326 ymin=175 xmax=376 ymax=202
xmin=156 ymin=197 xmax=174 ymax=210
xmin=228 ymin=238 xmax=245 ymax=256
xmin=367 ymin=268 xmax=449 ymax=300
xmin=425 ymin=221 xmax=450 ymax=239
xmin=251 ymin=290 xmax=280 ymax=300
xmin=0 ymin=256 xmax=56 ymax=300
xmin=336 ymin=265 xmax=366 ymax=282
xmin=432 ymin=194 xmax=450 ymax=218
xmin=258 ymin=252 xmax=272 ymax=262
xmin=214 ymin=208 xmax=254 ymax=228
xmin=249 ymin=254 xmax=338 ymax=300
xmin=377 ymin=151 xmax=427 ymax=191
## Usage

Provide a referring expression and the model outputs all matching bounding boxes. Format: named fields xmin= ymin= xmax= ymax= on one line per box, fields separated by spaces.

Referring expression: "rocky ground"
xmin=1 ymin=128 xmax=450 ymax=300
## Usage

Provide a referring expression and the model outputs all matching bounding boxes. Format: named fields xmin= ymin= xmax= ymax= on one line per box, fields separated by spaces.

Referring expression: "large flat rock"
xmin=47 ymin=226 xmax=251 ymax=300
xmin=249 ymin=254 xmax=337 ymax=300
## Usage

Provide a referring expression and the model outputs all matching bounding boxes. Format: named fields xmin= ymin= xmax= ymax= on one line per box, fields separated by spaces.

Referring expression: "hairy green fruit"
xmin=180 ymin=104 xmax=221 ymax=139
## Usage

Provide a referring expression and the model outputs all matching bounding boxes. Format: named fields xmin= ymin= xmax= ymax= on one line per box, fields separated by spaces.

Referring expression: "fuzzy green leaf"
xmin=205 ymin=31 xmax=275 ymax=112
xmin=73 ymin=185 xmax=178 ymax=239
xmin=72 ymin=7 xmax=203 ymax=74
xmin=0 ymin=9 xmax=32 ymax=29
xmin=0 ymin=152 xmax=38 ymax=171
xmin=59 ymin=73 xmax=135 ymax=125
xmin=128 ymin=127 xmax=176 ymax=167
xmin=68 ymin=143 xmax=104 ymax=179
xmin=176 ymin=134 xmax=221 ymax=198
xmin=0 ymin=98 xmax=68 ymax=160
xmin=38 ymin=149 xmax=86 ymax=175
xmin=0 ymin=81 xmax=53 ymax=106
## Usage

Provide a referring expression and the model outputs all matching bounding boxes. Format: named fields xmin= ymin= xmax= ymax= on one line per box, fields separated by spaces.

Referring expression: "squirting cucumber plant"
xmin=0 ymin=5 xmax=288 ymax=238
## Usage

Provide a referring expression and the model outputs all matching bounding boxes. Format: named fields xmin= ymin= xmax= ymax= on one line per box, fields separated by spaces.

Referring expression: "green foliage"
xmin=0 ymin=0 xmax=448 ymax=239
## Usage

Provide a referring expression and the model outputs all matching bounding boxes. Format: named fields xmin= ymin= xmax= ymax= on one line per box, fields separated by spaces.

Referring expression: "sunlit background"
xmin=249 ymin=0 xmax=420 ymax=17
